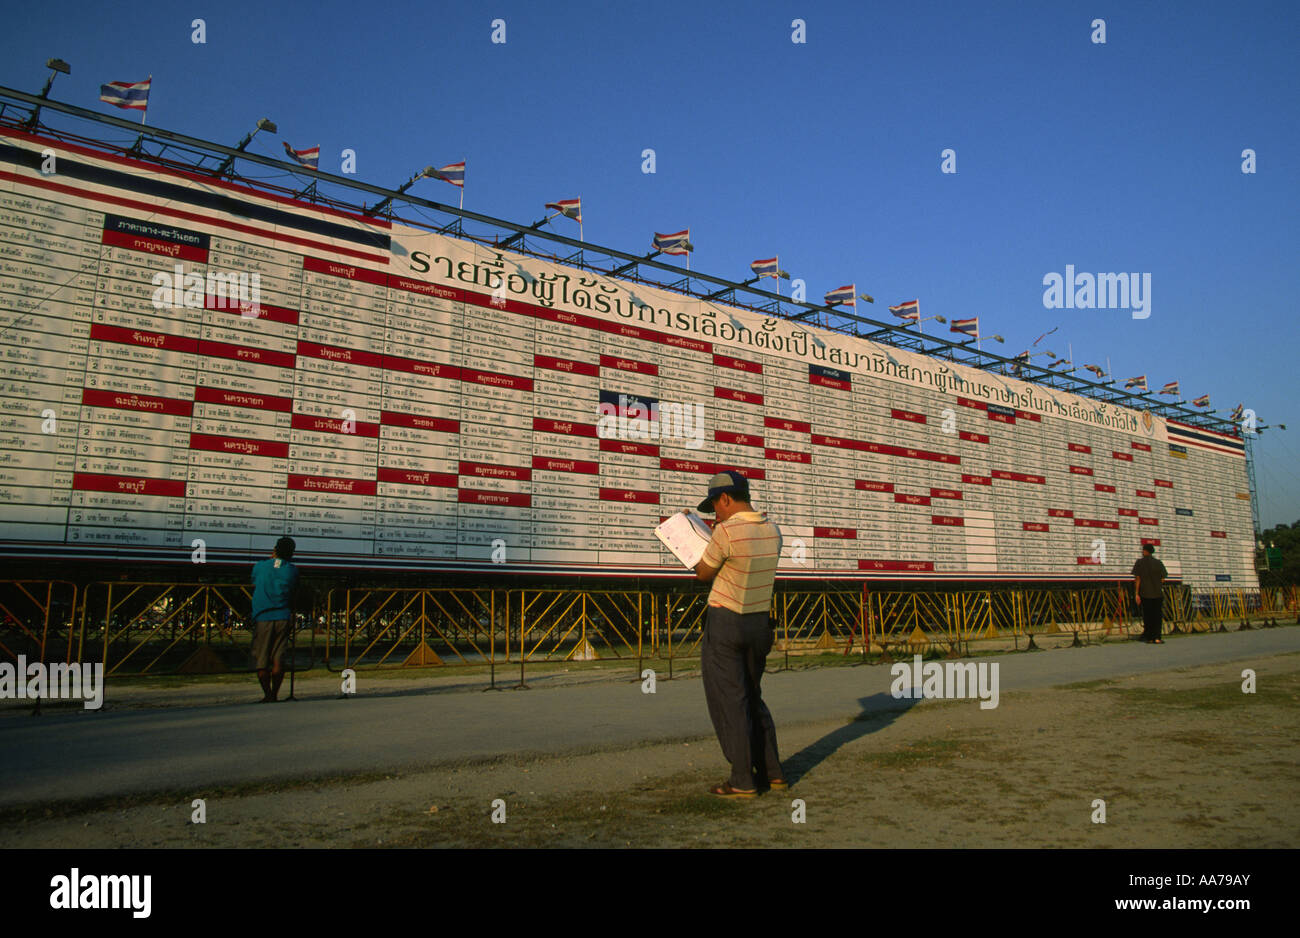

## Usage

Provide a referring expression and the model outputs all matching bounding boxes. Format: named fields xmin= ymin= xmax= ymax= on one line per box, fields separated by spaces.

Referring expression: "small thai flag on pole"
xmin=823 ymin=284 xmax=855 ymax=307
xmin=1159 ymin=380 xmax=1180 ymax=396
xmin=1191 ymin=394 xmax=1210 ymax=408
xmin=653 ymin=230 xmax=692 ymax=255
xmin=889 ymin=300 xmax=920 ymax=321
xmin=547 ymin=198 xmax=582 ymax=239
xmin=1229 ymin=403 xmax=1244 ymax=421
xmin=1083 ymin=364 xmax=1105 ymax=378
xmin=1126 ymin=375 xmax=1147 ymax=391
xmin=282 ymin=142 xmax=320 ymax=169
xmin=545 ymin=199 xmax=582 ymax=223
xmin=949 ymin=317 xmax=979 ymax=337
xmin=100 ymin=76 xmax=151 ymax=122
xmin=432 ymin=162 xmax=465 ymax=187
xmin=750 ymin=257 xmax=779 ymax=279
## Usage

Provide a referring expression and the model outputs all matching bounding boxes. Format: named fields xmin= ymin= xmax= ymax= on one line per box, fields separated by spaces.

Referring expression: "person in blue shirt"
xmin=251 ymin=536 xmax=300 ymax=702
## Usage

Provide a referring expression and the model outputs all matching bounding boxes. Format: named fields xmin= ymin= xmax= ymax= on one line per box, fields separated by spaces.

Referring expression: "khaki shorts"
xmin=251 ymin=619 xmax=291 ymax=670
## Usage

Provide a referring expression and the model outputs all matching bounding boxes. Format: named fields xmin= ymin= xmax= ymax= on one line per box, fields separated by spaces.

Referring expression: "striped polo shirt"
xmin=700 ymin=511 xmax=783 ymax=614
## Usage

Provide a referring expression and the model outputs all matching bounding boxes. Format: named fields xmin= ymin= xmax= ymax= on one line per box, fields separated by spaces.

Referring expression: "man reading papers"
xmin=689 ymin=470 xmax=785 ymax=798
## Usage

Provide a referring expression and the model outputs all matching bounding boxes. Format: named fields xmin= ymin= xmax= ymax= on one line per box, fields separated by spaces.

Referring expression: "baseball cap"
xmin=697 ymin=470 xmax=749 ymax=513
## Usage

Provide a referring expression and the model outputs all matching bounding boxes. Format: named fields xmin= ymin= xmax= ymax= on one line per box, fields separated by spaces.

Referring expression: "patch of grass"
xmin=1158 ymin=730 xmax=1244 ymax=750
xmin=1062 ymin=678 xmax=1120 ymax=691
xmin=862 ymin=737 xmax=992 ymax=768
xmin=1105 ymin=679 xmax=1292 ymax=712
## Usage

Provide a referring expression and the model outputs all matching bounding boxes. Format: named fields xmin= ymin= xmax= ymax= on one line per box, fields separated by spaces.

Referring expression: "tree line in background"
xmin=1258 ymin=520 xmax=1299 ymax=587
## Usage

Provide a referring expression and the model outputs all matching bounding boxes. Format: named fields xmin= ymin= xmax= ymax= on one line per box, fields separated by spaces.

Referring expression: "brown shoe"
xmin=709 ymin=782 xmax=758 ymax=799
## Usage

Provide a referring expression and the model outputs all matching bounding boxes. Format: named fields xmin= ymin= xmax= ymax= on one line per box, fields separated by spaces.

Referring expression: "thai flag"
xmin=1159 ymin=380 xmax=1180 ymax=396
xmin=750 ymin=257 xmax=779 ymax=279
xmin=546 ymin=198 xmax=582 ymax=222
xmin=282 ymin=142 xmax=319 ymax=169
xmin=1083 ymin=364 xmax=1105 ymax=378
xmin=1125 ymin=375 xmax=1147 ymax=391
xmin=653 ymin=230 xmax=692 ymax=255
xmin=1192 ymin=394 xmax=1210 ymax=408
xmin=889 ymin=300 xmax=920 ymax=321
xmin=824 ymin=284 xmax=855 ymax=307
xmin=1051 ymin=358 xmax=1071 ymax=369
xmin=1229 ymin=403 xmax=1244 ymax=421
xmin=99 ymin=77 xmax=151 ymax=111
xmin=949 ymin=317 xmax=978 ymax=337
xmin=432 ymin=162 xmax=465 ymax=187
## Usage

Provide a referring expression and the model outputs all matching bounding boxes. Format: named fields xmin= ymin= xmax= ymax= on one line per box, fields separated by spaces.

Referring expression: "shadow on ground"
xmin=783 ymin=693 xmax=920 ymax=784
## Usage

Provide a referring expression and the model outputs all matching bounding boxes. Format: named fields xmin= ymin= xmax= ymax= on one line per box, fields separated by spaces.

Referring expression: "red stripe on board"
xmin=715 ymin=387 xmax=764 ymax=405
xmin=599 ymin=439 xmax=659 ymax=457
xmin=459 ymin=461 xmax=531 ymax=481
xmin=859 ymin=559 xmax=934 ymax=572
xmin=599 ymin=354 xmax=658 ymax=376
xmin=598 ymin=487 xmax=660 ymax=504
xmin=0 ymin=167 xmax=387 ymax=265
xmin=532 ymin=417 xmax=598 ymax=438
xmin=296 ymin=341 xmax=384 ymax=370
xmin=856 ymin=479 xmax=895 ymax=492
xmin=194 ymin=386 xmax=292 ymax=412
xmin=376 ymin=468 xmax=458 ymax=487
xmin=89 ymin=323 xmax=198 ymax=354
xmin=712 ymin=353 xmax=762 ymax=373
xmin=764 ymin=416 xmax=811 ymax=434
xmin=814 ymin=527 xmax=856 ymax=539
xmin=81 ymin=388 xmax=193 ymax=417
xmin=288 ymin=475 xmax=377 ymax=496
xmin=72 ymin=472 xmax=186 ymax=498
xmin=532 ymin=456 xmax=600 ymax=475
xmin=290 ymin=413 xmax=380 ymax=437
xmin=535 ymin=355 xmax=599 ymax=377
xmin=101 ymin=227 xmax=207 ymax=263
xmin=458 ymin=489 xmax=531 ymax=508
xmin=716 ymin=430 xmax=763 ymax=447
xmin=189 ymin=433 xmax=289 ymax=459
xmin=381 ymin=411 xmax=460 ymax=434
xmin=302 ymin=256 xmax=388 ymax=286
xmin=198 ymin=338 xmax=296 ymax=370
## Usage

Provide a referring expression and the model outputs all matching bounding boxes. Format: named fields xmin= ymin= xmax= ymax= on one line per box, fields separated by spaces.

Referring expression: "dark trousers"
xmin=702 ymin=605 xmax=782 ymax=790
xmin=1141 ymin=597 xmax=1163 ymax=641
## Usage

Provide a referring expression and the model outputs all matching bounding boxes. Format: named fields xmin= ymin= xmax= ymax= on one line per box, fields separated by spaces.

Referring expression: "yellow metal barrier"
xmin=0 ymin=580 xmax=79 ymax=663
xmin=326 ymin=588 xmax=503 ymax=670
xmin=658 ymin=592 xmax=708 ymax=674
xmin=776 ymin=591 xmax=862 ymax=652
xmin=512 ymin=588 xmax=645 ymax=662
xmin=78 ymin=582 xmax=254 ymax=675
xmin=10 ymin=578 xmax=1278 ymax=682
xmin=867 ymin=589 xmax=1002 ymax=651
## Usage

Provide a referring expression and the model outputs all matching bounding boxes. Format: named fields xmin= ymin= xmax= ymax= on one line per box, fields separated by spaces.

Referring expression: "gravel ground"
xmin=3 ymin=651 xmax=1296 ymax=849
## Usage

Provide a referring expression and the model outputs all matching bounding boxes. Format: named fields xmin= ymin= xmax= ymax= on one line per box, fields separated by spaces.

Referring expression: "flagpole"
xmin=579 ymin=194 xmax=583 ymax=243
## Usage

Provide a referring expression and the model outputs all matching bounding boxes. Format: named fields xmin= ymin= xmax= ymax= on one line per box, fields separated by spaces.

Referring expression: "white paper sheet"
xmin=653 ymin=511 xmax=714 ymax=569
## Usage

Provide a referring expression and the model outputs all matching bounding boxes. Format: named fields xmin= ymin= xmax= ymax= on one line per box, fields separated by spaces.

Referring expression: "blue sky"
xmin=3 ymin=0 xmax=1298 ymax=529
